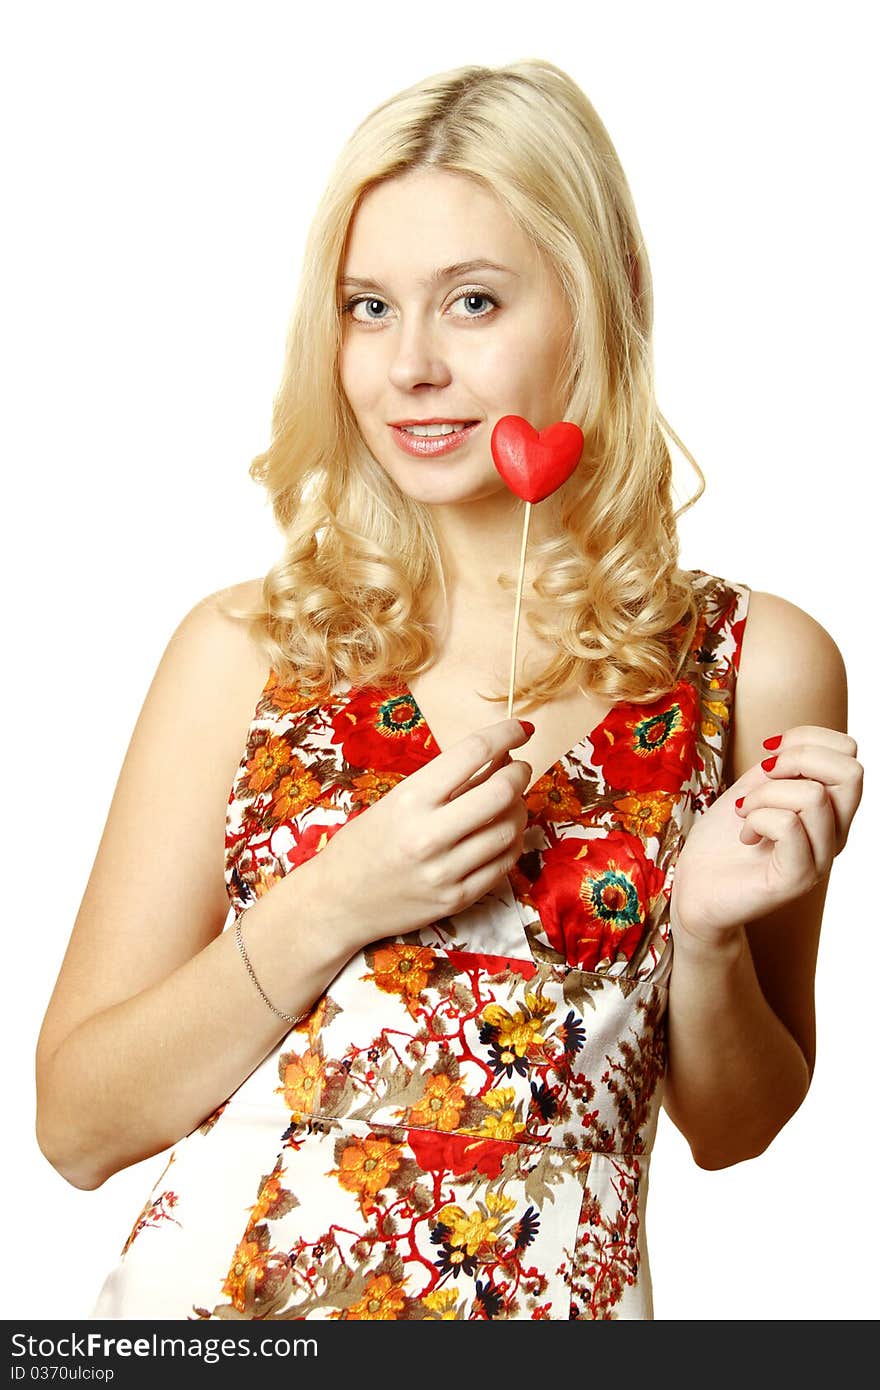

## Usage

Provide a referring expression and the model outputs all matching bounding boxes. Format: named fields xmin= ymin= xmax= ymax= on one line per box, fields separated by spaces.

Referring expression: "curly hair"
xmin=218 ymin=58 xmax=704 ymax=714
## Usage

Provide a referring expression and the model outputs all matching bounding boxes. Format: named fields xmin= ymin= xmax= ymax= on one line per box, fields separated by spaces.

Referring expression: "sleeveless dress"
xmin=92 ymin=568 xmax=750 ymax=1321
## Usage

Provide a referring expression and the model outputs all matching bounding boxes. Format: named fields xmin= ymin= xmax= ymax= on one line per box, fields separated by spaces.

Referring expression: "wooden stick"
xmin=506 ymin=500 xmax=532 ymax=718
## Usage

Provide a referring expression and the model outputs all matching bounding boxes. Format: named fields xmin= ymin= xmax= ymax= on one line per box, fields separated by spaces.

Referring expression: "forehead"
xmin=341 ymin=169 xmax=537 ymax=275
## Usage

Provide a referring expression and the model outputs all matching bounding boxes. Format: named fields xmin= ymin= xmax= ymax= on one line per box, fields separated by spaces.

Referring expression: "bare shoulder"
xmin=184 ymin=576 xmax=270 ymax=671
xmin=726 ymin=588 xmax=849 ymax=783
xmin=35 ymin=576 xmax=276 ymax=1078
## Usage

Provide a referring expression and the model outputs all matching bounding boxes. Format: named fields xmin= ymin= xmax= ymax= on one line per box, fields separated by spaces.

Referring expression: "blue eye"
xmin=451 ymin=292 xmax=497 ymax=317
xmin=340 ymin=289 xmax=499 ymax=324
xmin=343 ymin=296 xmax=388 ymax=322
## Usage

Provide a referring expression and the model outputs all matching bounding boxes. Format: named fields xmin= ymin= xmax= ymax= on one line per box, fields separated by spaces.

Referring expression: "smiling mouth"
xmin=393 ymin=421 xmax=479 ymax=435
xmin=389 ymin=421 xmax=481 ymax=455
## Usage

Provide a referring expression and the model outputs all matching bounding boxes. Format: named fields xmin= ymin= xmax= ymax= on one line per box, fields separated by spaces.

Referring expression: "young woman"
xmin=35 ymin=59 xmax=862 ymax=1321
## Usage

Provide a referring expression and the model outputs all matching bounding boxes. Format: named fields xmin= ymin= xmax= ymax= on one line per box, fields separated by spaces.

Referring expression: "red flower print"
xmin=330 ymin=686 xmax=437 ymax=776
xmin=531 ymin=831 xmax=667 ymax=971
xmin=731 ymin=616 xmax=746 ymax=673
xmin=444 ymin=950 xmax=537 ymax=981
xmin=285 ymin=819 xmax=346 ymax=870
xmin=407 ymin=1128 xmax=517 ymax=1179
xmin=589 ymin=680 xmax=702 ymax=794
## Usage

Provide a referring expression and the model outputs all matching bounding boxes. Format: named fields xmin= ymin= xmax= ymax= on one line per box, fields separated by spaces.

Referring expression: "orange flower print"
xmin=331 ymin=1135 xmax=404 ymax=1215
xmin=525 ymin=767 xmax=583 ymax=824
xmin=277 ymin=1049 xmax=325 ymax=1115
xmin=242 ymin=732 xmax=294 ymax=795
xmin=263 ymin=671 xmax=330 ymax=716
xmin=250 ymin=1173 xmax=284 ymax=1225
xmin=270 ymin=762 xmax=325 ymax=823
xmin=350 ymin=768 xmax=406 ymax=811
xmin=222 ymin=1236 xmax=271 ymax=1312
xmin=612 ymin=790 xmax=677 ymax=839
xmin=336 ymin=1272 xmax=407 ymax=1320
xmin=252 ymin=868 xmax=283 ymax=899
xmin=408 ymin=1072 xmax=467 ymax=1131
xmin=365 ymin=943 xmax=435 ymax=1019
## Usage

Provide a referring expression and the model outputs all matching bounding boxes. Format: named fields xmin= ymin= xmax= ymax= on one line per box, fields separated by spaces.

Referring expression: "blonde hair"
xmin=219 ymin=58 xmax=704 ymax=713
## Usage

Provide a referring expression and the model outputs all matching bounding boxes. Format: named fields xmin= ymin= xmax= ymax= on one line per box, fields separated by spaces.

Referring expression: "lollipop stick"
xmin=506 ymin=501 xmax=532 ymax=719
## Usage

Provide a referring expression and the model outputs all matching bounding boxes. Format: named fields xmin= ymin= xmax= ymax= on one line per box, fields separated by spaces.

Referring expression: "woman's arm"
xmin=663 ymin=591 xmax=850 ymax=1168
xmin=35 ymin=583 xmax=364 ymax=1191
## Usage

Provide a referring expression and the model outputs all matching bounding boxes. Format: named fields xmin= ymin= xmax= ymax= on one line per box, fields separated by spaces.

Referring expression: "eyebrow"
xmin=337 ymin=259 xmax=519 ymax=290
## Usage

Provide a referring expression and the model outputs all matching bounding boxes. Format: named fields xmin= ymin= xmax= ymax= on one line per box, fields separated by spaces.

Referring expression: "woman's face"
xmin=337 ymin=168 xmax=574 ymax=506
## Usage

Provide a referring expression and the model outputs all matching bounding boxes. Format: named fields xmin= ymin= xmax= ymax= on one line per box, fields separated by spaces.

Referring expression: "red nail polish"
xmin=761 ymin=755 xmax=777 ymax=772
xmin=519 ymin=719 xmax=535 ymax=736
xmin=735 ymin=796 xmax=744 ymax=809
xmin=763 ymin=734 xmax=782 ymax=750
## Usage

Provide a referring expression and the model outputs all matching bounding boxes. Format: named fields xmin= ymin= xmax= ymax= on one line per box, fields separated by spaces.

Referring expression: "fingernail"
xmin=763 ymin=734 xmax=782 ymax=750
xmin=761 ymin=755 xmax=777 ymax=772
xmin=735 ymin=796 xmax=745 ymax=809
xmin=519 ymin=719 xmax=535 ymax=736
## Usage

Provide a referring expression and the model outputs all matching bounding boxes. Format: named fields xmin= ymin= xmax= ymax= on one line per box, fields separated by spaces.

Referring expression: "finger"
xmin=450 ymin=749 xmax=512 ymax=800
xmin=433 ymin=719 xmax=534 ymax=805
xmin=761 ymin=743 xmax=858 ymax=788
xmin=766 ymin=726 xmax=858 ymax=757
xmin=433 ymin=755 xmax=531 ymax=853
xmin=737 ymin=805 xmax=819 ymax=894
xmin=736 ymin=778 xmax=837 ymax=869
xmin=759 ymin=745 xmax=864 ymax=847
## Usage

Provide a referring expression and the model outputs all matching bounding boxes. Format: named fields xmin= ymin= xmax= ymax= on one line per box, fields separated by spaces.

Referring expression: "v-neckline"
xmin=398 ymin=679 xmax=619 ymax=809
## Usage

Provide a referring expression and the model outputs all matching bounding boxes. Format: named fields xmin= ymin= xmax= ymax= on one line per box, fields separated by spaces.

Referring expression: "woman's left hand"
xmin=669 ymin=725 xmax=863 ymax=949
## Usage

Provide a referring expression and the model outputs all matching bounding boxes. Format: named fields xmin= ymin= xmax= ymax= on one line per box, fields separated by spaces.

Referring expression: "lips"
xmin=389 ymin=421 xmax=481 ymax=457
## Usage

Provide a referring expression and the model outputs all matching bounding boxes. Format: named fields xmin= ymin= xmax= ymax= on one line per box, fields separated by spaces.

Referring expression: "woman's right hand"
xmin=318 ymin=716 xmax=535 ymax=944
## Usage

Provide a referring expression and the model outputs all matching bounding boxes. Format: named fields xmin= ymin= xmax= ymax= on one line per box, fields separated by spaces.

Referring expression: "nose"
xmin=387 ymin=314 xmax=452 ymax=392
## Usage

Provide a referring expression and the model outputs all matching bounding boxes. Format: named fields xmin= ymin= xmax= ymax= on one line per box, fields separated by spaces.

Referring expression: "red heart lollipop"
xmin=490 ymin=415 xmax=584 ymax=503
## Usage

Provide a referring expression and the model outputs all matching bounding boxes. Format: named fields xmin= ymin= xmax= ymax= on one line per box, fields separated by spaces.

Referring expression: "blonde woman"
xmin=36 ymin=59 xmax=862 ymax=1321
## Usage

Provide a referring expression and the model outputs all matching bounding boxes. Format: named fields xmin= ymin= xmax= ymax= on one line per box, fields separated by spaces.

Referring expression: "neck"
xmin=430 ymin=492 xmax=558 ymax=605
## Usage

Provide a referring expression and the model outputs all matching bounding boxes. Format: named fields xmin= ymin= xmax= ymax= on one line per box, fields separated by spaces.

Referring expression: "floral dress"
xmin=92 ymin=568 xmax=750 ymax=1321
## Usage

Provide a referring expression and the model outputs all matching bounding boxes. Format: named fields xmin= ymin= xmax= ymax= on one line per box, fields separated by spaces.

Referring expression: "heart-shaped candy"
xmin=490 ymin=415 xmax=584 ymax=503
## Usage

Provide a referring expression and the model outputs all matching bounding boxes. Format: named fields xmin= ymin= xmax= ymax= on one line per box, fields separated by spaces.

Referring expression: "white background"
xmin=3 ymin=0 xmax=876 ymax=1321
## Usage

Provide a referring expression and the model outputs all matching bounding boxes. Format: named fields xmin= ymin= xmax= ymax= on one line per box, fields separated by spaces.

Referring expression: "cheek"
xmin=338 ymin=338 xmax=375 ymax=409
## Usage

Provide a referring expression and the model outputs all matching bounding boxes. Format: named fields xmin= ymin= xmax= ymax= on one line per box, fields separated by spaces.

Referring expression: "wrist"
xmin=669 ymin=898 xmax=747 ymax=964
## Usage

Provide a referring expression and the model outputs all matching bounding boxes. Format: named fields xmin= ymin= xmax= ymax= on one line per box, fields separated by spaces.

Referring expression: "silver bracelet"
xmin=234 ymin=913 xmax=307 ymax=1026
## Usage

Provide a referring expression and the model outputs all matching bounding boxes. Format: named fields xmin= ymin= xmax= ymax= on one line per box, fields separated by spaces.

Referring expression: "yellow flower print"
xmin=421 ymin=1288 xmax=460 ymax=1319
xmin=485 ymin=1192 xmax=517 ymax=1216
xmin=481 ymin=1003 xmax=546 ymax=1055
xmin=473 ymin=1108 xmax=522 ymax=1141
xmin=482 ymin=1087 xmax=516 ymax=1112
xmin=524 ymin=991 xmax=555 ymax=1018
xmin=442 ymin=1206 xmax=500 ymax=1257
xmin=701 ymin=677 xmax=730 ymax=739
